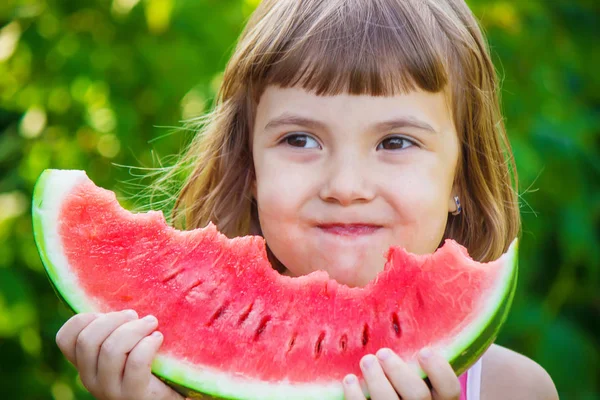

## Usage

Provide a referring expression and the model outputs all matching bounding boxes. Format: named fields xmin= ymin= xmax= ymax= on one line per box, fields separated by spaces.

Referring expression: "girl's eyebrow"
xmin=263 ymin=112 xmax=438 ymax=134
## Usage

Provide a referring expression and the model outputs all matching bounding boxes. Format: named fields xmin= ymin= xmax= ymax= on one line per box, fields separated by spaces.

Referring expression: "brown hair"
xmin=154 ymin=0 xmax=521 ymax=263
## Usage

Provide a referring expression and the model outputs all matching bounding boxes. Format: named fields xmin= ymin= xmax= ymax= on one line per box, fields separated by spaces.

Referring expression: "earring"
xmin=452 ymin=195 xmax=462 ymax=216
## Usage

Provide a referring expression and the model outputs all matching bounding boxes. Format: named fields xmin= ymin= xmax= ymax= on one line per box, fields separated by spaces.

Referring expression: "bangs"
xmin=242 ymin=0 xmax=450 ymax=98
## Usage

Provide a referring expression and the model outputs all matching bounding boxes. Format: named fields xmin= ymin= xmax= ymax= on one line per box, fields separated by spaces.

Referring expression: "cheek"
xmin=256 ymin=165 xmax=306 ymax=218
xmin=254 ymin=151 xmax=321 ymax=217
xmin=385 ymin=161 xmax=449 ymax=209
xmin=253 ymin=160 xmax=316 ymax=250
xmin=254 ymin=175 xmax=313 ymax=277
xmin=384 ymin=165 xmax=451 ymax=253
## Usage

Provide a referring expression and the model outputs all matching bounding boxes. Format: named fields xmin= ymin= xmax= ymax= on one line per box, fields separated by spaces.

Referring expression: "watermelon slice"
xmin=32 ymin=169 xmax=518 ymax=400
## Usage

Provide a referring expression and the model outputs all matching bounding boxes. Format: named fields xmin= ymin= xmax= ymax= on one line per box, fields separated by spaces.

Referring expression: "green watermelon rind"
xmin=32 ymin=169 xmax=518 ymax=400
xmin=437 ymin=238 xmax=518 ymax=375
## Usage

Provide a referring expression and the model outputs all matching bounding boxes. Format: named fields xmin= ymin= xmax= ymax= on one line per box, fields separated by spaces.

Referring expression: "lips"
xmin=317 ymin=223 xmax=382 ymax=236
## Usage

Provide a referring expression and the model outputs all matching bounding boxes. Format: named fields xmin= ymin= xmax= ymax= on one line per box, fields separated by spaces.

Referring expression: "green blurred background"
xmin=0 ymin=0 xmax=598 ymax=398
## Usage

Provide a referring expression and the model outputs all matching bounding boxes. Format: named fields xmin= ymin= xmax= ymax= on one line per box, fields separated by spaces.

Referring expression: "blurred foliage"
xmin=0 ymin=0 xmax=598 ymax=399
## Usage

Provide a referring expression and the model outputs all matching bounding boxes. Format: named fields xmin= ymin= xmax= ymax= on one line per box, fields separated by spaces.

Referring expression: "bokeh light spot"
xmin=181 ymin=89 xmax=206 ymax=120
xmin=57 ymin=34 xmax=80 ymax=58
xmin=19 ymin=107 xmax=47 ymax=139
xmin=20 ymin=327 xmax=41 ymax=357
xmin=144 ymin=0 xmax=174 ymax=34
xmin=48 ymin=86 xmax=72 ymax=114
xmin=0 ymin=192 xmax=27 ymax=222
xmin=112 ymin=0 xmax=141 ymax=16
xmin=491 ymin=2 xmax=521 ymax=33
xmin=71 ymin=76 xmax=92 ymax=102
xmin=89 ymin=108 xmax=117 ymax=132
xmin=51 ymin=382 xmax=74 ymax=400
xmin=0 ymin=22 xmax=21 ymax=62
xmin=97 ymin=134 xmax=121 ymax=158
xmin=37 ymin=13 xmax=60 ymax=39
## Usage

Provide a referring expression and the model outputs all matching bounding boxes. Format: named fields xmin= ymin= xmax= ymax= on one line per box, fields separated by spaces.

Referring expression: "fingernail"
xmin=123 ymin=309 xmax=138 ymax=318
xmin=420 ymin=347 xmax=433 ymax=359
xmin=143 ymin=315 xmax=157 ymax=324
xmin=361 ymin=355 xmax=377 ymax=370
xmin=377 ymin=348 xmax=392 ymax=361
xmin=151 ymin=331 xmax=162 ymax=339
xmin=344 ymin=374 xmax=357 ymax=385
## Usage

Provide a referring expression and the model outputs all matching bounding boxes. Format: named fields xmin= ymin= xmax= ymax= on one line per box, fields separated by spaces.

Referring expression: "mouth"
xmin=317 ymin=223 xmax=382 ymax=236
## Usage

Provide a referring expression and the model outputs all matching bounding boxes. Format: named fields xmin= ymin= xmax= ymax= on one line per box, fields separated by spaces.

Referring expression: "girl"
xmin=55 ymin=0 xmax=559 ymax=399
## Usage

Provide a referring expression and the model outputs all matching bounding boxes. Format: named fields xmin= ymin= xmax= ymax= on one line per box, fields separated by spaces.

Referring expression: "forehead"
xmin=255 ymin=85 xmax=455 ymax=134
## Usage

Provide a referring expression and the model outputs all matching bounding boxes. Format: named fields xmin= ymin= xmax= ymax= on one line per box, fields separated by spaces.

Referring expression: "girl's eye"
xmin=283 ymin=134 xmax=320 ymax=149
xmin=377 ymin=136 xmax=415 ymax=151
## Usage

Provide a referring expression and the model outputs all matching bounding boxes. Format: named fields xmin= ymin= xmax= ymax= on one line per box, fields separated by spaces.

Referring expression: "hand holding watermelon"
xmin=55 ymin=310 xmax=184 ymax=400
xmin=343 ymin=349 xmax=461 ymax=400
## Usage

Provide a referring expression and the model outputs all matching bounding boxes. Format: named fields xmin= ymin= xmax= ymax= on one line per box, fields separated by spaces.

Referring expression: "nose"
xmin=319 ymin=154 xmax=375 ymax=206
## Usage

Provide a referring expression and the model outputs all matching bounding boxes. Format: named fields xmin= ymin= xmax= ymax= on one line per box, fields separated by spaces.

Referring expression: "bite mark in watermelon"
xmin=32 ymin=170 xmax=518 ymax=400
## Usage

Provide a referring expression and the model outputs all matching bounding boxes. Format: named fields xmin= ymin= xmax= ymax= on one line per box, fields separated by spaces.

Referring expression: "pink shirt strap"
xmin=459 ymin=357 xmax=483 ymax=400
xmin=459 ymin=369 xmax=468 ymax=400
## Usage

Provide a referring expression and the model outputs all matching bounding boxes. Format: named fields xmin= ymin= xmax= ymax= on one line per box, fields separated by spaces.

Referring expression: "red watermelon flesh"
xmin=33 ymin=170 xmax=518 ymax=400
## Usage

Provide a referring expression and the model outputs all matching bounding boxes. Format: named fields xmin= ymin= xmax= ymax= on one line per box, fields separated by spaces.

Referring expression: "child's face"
xmin=251 ymin=85 xmax=459 ymax=287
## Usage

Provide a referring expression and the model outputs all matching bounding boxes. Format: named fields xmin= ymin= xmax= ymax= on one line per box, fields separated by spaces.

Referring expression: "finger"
xmin=376 ymin=348 xmax=432 ymax=400
xmin=56 ymin=313 xmax=100 ymax=366
xmin=418 ymin=349 xmax=461 ymax=400
xmin=343 ymin=374 xmax=367 ymax=400
xmin=360 ymin=354 xmax=400 ymax=400
xmin=75 ymin=310 xmax=138 ymax=386
xmin=122 ymin=330 xmax=164 ymax=394
xmin=97 ymin=315 xmax=159 ymax=397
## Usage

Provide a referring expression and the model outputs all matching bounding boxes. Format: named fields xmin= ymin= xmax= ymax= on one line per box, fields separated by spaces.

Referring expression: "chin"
xmin=330 ymin=266 xmax=378 ymax=288
xmin=329 ymin=273 xmax=369 ymax=288
xmin=274 ymin=242 xmax=388 ymax=287
xmin=307 ymin=256 xmax=382 ymax=288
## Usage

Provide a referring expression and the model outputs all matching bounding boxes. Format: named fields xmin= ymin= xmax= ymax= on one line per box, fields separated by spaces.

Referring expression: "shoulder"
xmin=479 ymin=343 xmax=559 ymax=400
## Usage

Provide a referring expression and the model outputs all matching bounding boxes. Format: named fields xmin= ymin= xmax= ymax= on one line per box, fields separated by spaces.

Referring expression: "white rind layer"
xmin=33 ymin=170 xmax=99 ymax=313
xmin=154 ymin=354 xmax=347 ymax=400
xmin=33 ymin=169 xmax=517 ymax=400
